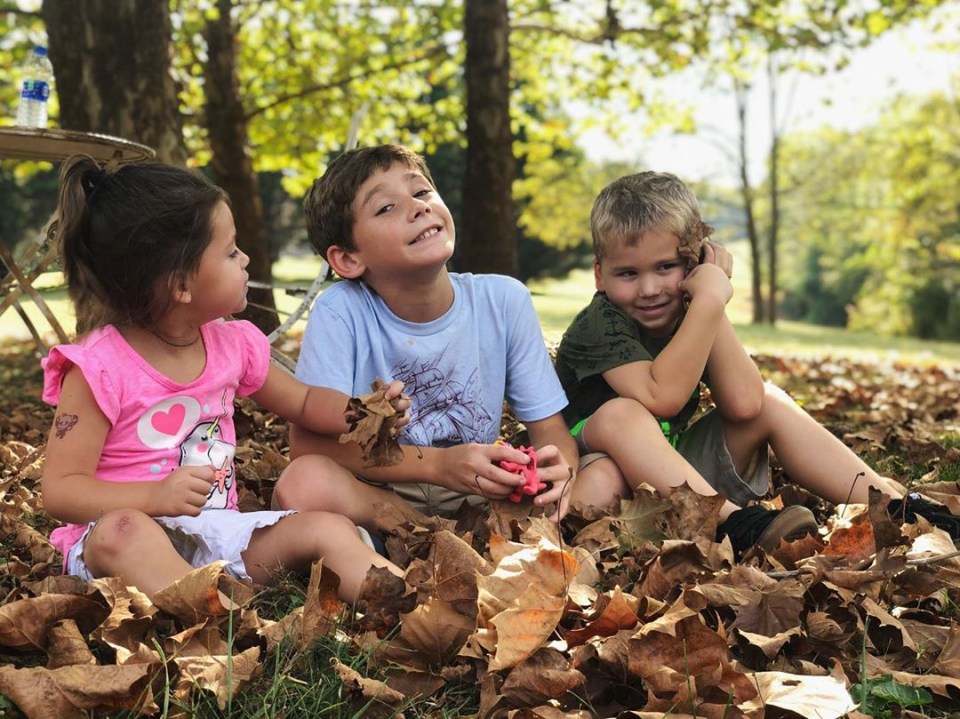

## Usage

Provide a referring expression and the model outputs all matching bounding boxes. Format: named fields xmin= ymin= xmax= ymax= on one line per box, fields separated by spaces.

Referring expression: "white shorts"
xmin=65 ymin=509 xmax=296 ymax=581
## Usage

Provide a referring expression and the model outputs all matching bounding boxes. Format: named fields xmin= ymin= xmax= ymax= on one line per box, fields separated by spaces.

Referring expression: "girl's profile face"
xmin=186 ymin=202 xmax=250 ymax=320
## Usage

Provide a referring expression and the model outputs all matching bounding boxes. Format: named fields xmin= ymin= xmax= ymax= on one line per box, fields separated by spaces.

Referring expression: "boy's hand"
xmin=383 ymin=380 xmax=411 ymax=433
xmin=700 ymin=241 xmax=733 ymax=278
xmin=529 ymin=444 xmax=576 ymax=522
xmin=148 ymin=465 xmax=216 ymax=517
xmin=679 ymin=263 xmax=733 ymax=307
xmin=439 ymin=443 xmax=530 ymax=499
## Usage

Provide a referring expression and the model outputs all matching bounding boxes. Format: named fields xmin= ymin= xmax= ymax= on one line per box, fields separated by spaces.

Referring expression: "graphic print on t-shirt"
xmin=136 ymin=392 xmax=235 ymax=509
xmin=178 ymin=415 xmax=235 ymax=509
xmin=392 ymin=346 xmax=493 ymax=446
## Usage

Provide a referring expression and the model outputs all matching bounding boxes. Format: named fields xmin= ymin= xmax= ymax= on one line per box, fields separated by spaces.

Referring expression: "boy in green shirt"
xmin=557 ymin=171 xmax=959 ymax=557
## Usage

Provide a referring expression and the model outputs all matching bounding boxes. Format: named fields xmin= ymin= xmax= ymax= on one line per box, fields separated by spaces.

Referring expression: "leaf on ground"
xmin=356 ymin=565 xmax=416 ymax=636
xmin=173 ymin=645 xmax=261 ymax=711
xmin=373 ymin=595 xmax=474 ymax=672
xmin=500 ymin=647 xmax=586 ymax=707
xmin=745 ymin=671 xmax=856 ymax=718
xmin=300 ymin=558 xmax=342 ymax=647
xmin=562 ymin=585 xmax=639 ymax=647
xmin=0 ymin=662 xmax=157 ymax=719
xmin=46 ymin=619 xmax=96 ymax=668
xmin=0 ymin=593 xmax=109 ymax=652
xmin=333 ymin=658 xmax=406 ymax=709
xmin=150 ymin=561 xmax=254 ymax=622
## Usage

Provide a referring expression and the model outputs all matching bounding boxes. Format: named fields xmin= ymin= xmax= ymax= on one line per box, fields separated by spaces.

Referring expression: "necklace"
xmin=149 ymin=328 xmax=202 ymax=348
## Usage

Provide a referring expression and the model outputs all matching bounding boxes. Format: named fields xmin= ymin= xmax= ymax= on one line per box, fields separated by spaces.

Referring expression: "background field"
xmin=5 ymin=243 xmax=960 ymax=365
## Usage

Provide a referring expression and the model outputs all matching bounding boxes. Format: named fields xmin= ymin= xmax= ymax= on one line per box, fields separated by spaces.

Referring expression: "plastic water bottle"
xmin=16 ymin=46 xmax=54 ymax=128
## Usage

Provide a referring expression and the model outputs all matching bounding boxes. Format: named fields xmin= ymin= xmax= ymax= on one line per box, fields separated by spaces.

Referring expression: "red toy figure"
xmin=498 ymin=444 xmax=546 ymax=502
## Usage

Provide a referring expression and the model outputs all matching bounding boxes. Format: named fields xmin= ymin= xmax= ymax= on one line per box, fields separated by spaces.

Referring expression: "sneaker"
xmin=887 ymin=493 xmax=960 ymax=541
xmin=716 ymin=505 xmax=819 ymax=559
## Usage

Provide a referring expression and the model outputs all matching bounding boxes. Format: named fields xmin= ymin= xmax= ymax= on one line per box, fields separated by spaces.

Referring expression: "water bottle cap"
xmin=34 ymin=46 xmax=48 ymax=56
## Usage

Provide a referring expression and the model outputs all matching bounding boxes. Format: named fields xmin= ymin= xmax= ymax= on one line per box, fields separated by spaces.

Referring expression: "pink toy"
xmin=498 ymin=444 xmax=546 ymax=502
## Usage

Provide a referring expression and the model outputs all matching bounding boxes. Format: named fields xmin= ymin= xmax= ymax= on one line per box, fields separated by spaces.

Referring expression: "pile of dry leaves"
xmin=1 ymin=339 xmax=959 ymax=718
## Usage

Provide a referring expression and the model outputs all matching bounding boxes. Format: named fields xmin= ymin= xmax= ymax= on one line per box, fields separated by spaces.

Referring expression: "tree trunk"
xmin=734 ymin=80 xmax=764 ymax=324
xmin=460 ymin=0 xmax=516 ymax=276
xmin=766 ymin=55 xmax=780 ymax=326
xmin=42 ymin=0 xmax=186 ymax=165
xmin=204 ymin=0 xmax=278 ymax=333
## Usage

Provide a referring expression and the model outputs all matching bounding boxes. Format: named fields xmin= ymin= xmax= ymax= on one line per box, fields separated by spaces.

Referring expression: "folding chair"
xmin=0 ymin=220 xmax=70 ymax=353
xmin=247 ymin=258 xmax=330 ymax=373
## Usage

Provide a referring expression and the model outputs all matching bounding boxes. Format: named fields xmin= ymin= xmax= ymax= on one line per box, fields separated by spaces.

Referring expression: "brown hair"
xmin=55 ymin=156 xmax=226 ymax=333
xmin=303 ymin=144 xmax=434 ymax=260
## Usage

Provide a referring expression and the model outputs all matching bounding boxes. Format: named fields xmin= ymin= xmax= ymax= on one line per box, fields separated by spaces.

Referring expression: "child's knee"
xmin=273 ymin=455 xmax=348 ymax=510
xmin=572 ymin=456 xmax=631 ymax=513
xmin=594 ymin=396 xmax=658 ymax=430
xmin=84 ymin=509 xmax=157 ymax=571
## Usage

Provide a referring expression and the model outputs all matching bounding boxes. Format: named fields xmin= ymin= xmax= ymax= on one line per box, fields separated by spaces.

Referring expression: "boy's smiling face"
xmin=595 ymin=228 xmax=688 ymax=338
xmin=343 ymin=163 xmax=455 ymax=280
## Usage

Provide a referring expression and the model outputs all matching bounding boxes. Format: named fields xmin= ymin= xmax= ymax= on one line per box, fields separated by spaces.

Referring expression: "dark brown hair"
xmin=55 ymin=156 xmax=226 ymax=333
xmin=303 ymin=144 xmax=434 ymax=260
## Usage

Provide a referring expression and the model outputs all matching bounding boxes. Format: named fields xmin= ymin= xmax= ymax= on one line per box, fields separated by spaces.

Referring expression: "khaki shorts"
xmin=358 ymin=478 xmax=487 ymax=518
xmin=577 ymin=408 xmax=769 ymax=506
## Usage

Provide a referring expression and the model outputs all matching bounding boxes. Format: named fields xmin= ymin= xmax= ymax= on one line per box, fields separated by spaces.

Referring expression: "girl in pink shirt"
xmin=41 ymin=156 xmax=412 ymax=603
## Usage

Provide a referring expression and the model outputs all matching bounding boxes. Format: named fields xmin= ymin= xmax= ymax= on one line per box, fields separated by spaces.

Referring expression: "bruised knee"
xmin=83 ymin=509 xmax=158 ymax=574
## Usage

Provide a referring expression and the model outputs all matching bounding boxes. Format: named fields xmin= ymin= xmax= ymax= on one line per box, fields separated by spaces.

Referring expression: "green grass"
xmin=5 ymin=256 xmax=960 ymax=365
xmin=529 ymin=267 xmax=960 ymax=365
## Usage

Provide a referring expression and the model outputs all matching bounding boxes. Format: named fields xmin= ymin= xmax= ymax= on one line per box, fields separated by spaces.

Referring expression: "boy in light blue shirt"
xmin=275 ymin=145 xmax=578 ymax=521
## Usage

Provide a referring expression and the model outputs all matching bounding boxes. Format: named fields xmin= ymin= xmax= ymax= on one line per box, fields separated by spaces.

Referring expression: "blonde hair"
xmin=590 ymin=171 xmax=713 ymax=267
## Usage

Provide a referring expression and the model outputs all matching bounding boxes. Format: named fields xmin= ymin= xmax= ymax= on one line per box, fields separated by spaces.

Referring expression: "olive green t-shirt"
xmin=555 ymin=292 xmax=702 ymax=436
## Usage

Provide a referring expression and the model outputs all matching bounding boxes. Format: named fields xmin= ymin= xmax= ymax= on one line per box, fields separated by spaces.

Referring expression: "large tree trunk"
xmin=42 ymin=0 xmax=187 ymax=165
xmin=734 ymin=80 xmax=765 ymax=324
xmin=204 ymin=0 xmax=278 ymax=333
xmin=460 ymin=0 xmax=516 ymax=276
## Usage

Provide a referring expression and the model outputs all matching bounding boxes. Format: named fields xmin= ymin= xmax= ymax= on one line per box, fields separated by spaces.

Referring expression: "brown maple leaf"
xmin=678 ymin=220 xmax=715 ymax=270
xmin=339 ymin=379 xmax=405 ymax=468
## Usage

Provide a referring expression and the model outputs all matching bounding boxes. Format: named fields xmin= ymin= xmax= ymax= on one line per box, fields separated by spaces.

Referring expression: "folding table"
xmin=0 ymin=127 xmax=155 ymax=353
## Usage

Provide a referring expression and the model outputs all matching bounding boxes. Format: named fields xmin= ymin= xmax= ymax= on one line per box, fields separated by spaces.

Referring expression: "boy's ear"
xmin=593 ymin=260 xmax=605 ymax=292
xmin=327 ymin=245 xmax=365 ymax=280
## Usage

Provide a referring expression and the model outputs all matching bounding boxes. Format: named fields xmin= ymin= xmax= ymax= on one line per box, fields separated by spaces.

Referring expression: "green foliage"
xmin=850 ymin=675 xmax=933 ymax=718
xmin=778 ymin=89 xmax=960 ymax=340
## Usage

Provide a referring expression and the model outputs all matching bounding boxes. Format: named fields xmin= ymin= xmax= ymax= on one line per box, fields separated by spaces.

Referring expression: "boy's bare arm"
xmin=288 ymin=423 xmax=529 ymax=498
xmin=525 ymin=413 xmax=578 ymax=521
xmin=705 ymin=316 xmax=764 ymax=421
xmin=603 ymin=263 xmax=731 ymax=417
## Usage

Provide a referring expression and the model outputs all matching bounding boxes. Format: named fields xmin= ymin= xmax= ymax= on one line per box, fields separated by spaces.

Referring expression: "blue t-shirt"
xmin=296 ymin=273 xmax=567 ymax=449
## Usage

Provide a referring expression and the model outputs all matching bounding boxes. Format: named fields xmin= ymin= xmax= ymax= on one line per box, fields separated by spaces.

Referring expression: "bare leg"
xmin=272 ymin=454 xmax=428 ymax=529
xmin=242 ymin=512 xmax=403 ymax=602
xmin=83 ymin=509 xmax=195 ymax=598
xmin=582 ymin=397 xmax=741 ymax=520
xmin=569 ymin=456 xmax=630 ymax=513
xmin=722 ymin=383 xmax=906 ymax=505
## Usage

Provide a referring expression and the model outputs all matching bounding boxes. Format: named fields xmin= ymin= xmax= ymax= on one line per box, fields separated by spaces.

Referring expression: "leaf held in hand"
xmin=339 ymin=379 xmax=404 ymax=468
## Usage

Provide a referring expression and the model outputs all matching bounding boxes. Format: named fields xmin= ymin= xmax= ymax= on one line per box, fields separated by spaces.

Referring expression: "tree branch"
xmin=244 ymin=43 xmax=448 ymax=121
